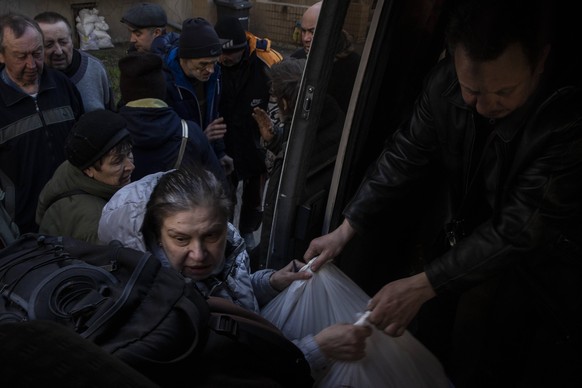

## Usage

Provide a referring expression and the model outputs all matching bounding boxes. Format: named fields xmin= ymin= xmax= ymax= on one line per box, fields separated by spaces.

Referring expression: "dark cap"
xmin=118 ymin=52 xmax=166 ymax=102
xmin=121 ymin=3 xmax=167 ymax=29
xmin=214 ymin=16 xmax=247 ymax=52
xmin=179 ymin=17 xmax=226 ymax=59
xmin=66 ymin=110 xmax=130 ymax=170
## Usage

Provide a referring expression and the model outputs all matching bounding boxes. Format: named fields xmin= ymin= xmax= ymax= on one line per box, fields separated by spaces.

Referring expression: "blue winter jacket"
xmin=118 ymin=98 xmax=226 ymax=187
xmin=163 ymin=47 xmax=226 ymax=159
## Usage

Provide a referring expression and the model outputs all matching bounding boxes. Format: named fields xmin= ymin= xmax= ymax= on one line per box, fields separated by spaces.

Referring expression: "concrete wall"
xmin=0 ymin=0 xmax=372 ymax=49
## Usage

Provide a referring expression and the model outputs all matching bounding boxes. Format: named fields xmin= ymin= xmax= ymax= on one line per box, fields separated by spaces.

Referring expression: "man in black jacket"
xmin=304 ymin=0 xmax=582 ymax=386
xmin=214 ymin=16 xmax=273 ymax=251
xmin=0 ymin=13 xmax=83 ymax=234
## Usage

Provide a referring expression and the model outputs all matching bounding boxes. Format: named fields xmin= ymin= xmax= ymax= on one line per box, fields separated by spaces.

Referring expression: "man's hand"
xmin=205 ymin=117 xmax=227 ymax=141
xmin=220 ymin=154 xmax=234 ymax=176
xmin=303 ymin=219 xmax=357 ymax=271
xmin=314 ymin=323 xmax=372 ymax=361
xmin=367 ymin=272 xmax=436 ymax=337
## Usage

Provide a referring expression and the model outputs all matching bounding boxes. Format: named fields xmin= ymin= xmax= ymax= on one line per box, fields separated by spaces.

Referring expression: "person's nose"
xmin=124 ymin=156 xmax=135 ymax=173
xmin=186 ymin=240 xmax=205 ymax=262
xmin=130 ymin=32 xmax=137 ymax=43
xmin=475 ymin=94 xmax=498 ymax=116
xmin=25 ymin=54 xmax=36 ymax=68
xmin=54 ymin=43 xmax=63 ymax=55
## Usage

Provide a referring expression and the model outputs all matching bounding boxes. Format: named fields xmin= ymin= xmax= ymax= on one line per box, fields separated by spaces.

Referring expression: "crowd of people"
xmin=2 ymin=0 xmax=581 ymax=386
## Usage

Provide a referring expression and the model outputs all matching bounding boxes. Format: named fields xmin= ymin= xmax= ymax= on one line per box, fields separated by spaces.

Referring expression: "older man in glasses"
xmin=162 ymin=17 xmax=233 ymax=178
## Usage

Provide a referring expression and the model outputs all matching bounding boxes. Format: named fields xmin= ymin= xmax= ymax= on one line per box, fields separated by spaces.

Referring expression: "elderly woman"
xmin=98 ymin=166 xmax=371 ymax=380
xmin=251 ymin=58 xmax=345 ymax=268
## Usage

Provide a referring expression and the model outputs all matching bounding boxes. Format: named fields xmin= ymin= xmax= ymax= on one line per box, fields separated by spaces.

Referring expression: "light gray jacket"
xmin=97 ymin=171 xmax=328 ymax=374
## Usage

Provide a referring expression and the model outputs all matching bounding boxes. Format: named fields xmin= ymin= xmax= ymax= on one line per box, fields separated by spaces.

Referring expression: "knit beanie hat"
xmin=120 ymin=2 xmax=167 ymax=28
xmin=66 ymin=110 xmax=130 ymax=170
xmin=214 ymin=16 xmax=247 ymax=52
xmin=179 ymin=17 xmax=225 ymax=59
xmin=118 ymin=52 xmax=167 ymax=102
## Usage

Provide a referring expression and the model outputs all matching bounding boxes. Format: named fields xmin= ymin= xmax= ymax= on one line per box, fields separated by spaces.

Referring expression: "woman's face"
xmin=158 ymin=207 xmax=228 ymax=281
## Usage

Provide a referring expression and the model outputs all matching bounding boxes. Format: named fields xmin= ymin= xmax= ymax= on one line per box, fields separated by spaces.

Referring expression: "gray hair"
xmin=34 ymin=11 xmax=73 ymax=35
xmin=268 ymin=58 xmax=306 ymax=121
xmin=0 ymin=13 xmax=43 ymax=53
xmin=142 ymin=167 xmax=232 ymax=246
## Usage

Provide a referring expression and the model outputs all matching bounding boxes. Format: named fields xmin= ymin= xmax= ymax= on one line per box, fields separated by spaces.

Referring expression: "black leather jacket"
xmin=343 ymin=56 xmax=582 ymax=296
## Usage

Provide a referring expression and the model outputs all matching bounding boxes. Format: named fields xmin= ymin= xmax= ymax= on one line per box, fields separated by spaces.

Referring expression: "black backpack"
xmin=0 ymin=233 xmax=313 ymax=387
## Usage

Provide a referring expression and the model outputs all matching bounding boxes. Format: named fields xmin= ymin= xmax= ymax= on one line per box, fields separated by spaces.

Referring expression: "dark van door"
xmin=262 ymin=0 xmax=451 ymax=283
xmin=263 ymin=0 xmax=582 ymax=297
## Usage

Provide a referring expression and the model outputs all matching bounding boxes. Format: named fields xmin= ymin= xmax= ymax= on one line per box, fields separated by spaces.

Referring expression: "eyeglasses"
xmin=193 ymin=60 xmax=218 ymax=71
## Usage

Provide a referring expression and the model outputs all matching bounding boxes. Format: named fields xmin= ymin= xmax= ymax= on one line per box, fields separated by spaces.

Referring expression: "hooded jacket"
xmin=36 ymin=161 xmax=120 ymax=244
xmin=118 ymin=98 xmax=225 ymax=186
xmin=98 ymin=171 xmax=328 ymax=375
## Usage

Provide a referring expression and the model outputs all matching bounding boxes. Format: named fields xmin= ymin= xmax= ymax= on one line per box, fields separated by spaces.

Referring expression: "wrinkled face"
xmin=0 ymin=25 xmax=44 ymax=89
xmin=454 ymin=43 xmax=547 ymax=120
xmin=300 ymin=7 xmax=319 ymax=55
xmin=127 ymin=26 xmax=160 ymax=52
xmin=83 ymin=145 xmax=135 ymax=187
xmin=179 ymin=56 xmax=219 ymax=82
xmin=37 ymin=20 xmax=73 ymax=70
xmin=158 ymin=207 xmax=228 ymax=281
xmin=219 ymin=48 xmax=244 ymax=67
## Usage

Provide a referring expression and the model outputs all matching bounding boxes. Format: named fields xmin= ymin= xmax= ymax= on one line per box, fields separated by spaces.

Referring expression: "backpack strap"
xmin=0 ymin=168 xmax=15 ymax=219
xmin=174 ymin=119 xmax=189 ymax=169
xmin=206 ymin=296 xmax=306 ymax=359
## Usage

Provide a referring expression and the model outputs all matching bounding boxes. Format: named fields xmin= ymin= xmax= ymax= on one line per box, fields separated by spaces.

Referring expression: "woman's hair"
xmin=268 ymin=58 xmax=306 ymax=121
xmin=141 ymin=167 xmax=232 ymax=246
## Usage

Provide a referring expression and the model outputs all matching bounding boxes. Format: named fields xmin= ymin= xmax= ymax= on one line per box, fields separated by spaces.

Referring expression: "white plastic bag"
xmin=76 ymin=8 xmax=114 ymax=51
xmin=261 ymin=259 xmax=452 ymax=388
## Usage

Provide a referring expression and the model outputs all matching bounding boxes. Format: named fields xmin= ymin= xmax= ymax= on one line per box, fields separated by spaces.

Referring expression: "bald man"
xmin=293 ymin=1 xmax=321 ymax=57
xmin=291 ymin=1 xmax=360 ymax=112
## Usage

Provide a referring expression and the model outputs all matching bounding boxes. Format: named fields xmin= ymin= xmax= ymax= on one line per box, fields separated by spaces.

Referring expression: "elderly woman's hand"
xmin=269 ymin=259 xmax=312 ymax=291
xmin=314 ymin=323 xmax=372 ymax=361
xmin=252 ymin=107 xmax=275 ymax=143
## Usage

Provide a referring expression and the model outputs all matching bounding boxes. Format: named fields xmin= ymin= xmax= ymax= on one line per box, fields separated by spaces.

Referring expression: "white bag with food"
xmin=261 ymin=258 xmax=452 ymax=388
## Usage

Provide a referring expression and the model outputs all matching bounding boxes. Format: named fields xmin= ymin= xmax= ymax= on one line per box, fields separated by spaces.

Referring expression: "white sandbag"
xmin=92 ymin=29 xmax=110 ymax=39
xmin=97 ymin=36 xmax=114 ymax=49
xmin=78 ymin=32 xmax=99 ymax=51
xmin=261 ymin=259 xmax=452 ymax=388
xmin=94 ymin=21 xmax=109 ymax=31
xmin=77 ymin=20 xmax=94 ymax=36
xmin=82 ymin=14 xmax=100 ymax=24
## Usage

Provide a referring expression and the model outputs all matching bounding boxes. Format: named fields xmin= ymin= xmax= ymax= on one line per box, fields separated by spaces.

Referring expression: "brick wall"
xmin=0 ymin=0 xmax=372 ymax=50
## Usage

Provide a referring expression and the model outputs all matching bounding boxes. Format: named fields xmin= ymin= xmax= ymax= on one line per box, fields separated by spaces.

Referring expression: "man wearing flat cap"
xmin=36 ymin=109 xmax=135 ymax=244
xmin=120 ymin=2 xmax=178 ymax=55
xmin=163 ymin=17 xmax=234 ymax=180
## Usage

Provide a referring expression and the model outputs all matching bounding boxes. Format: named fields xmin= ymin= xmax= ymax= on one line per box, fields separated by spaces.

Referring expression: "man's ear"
xmin=153 ymin=27 xmax=164 ymax=37
xmin=83 ymin=166 xmax=95 ymax=178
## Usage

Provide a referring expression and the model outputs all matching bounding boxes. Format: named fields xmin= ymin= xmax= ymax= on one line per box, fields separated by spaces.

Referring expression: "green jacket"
xmin=36 ymin=161 xmax=120 ymax=244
